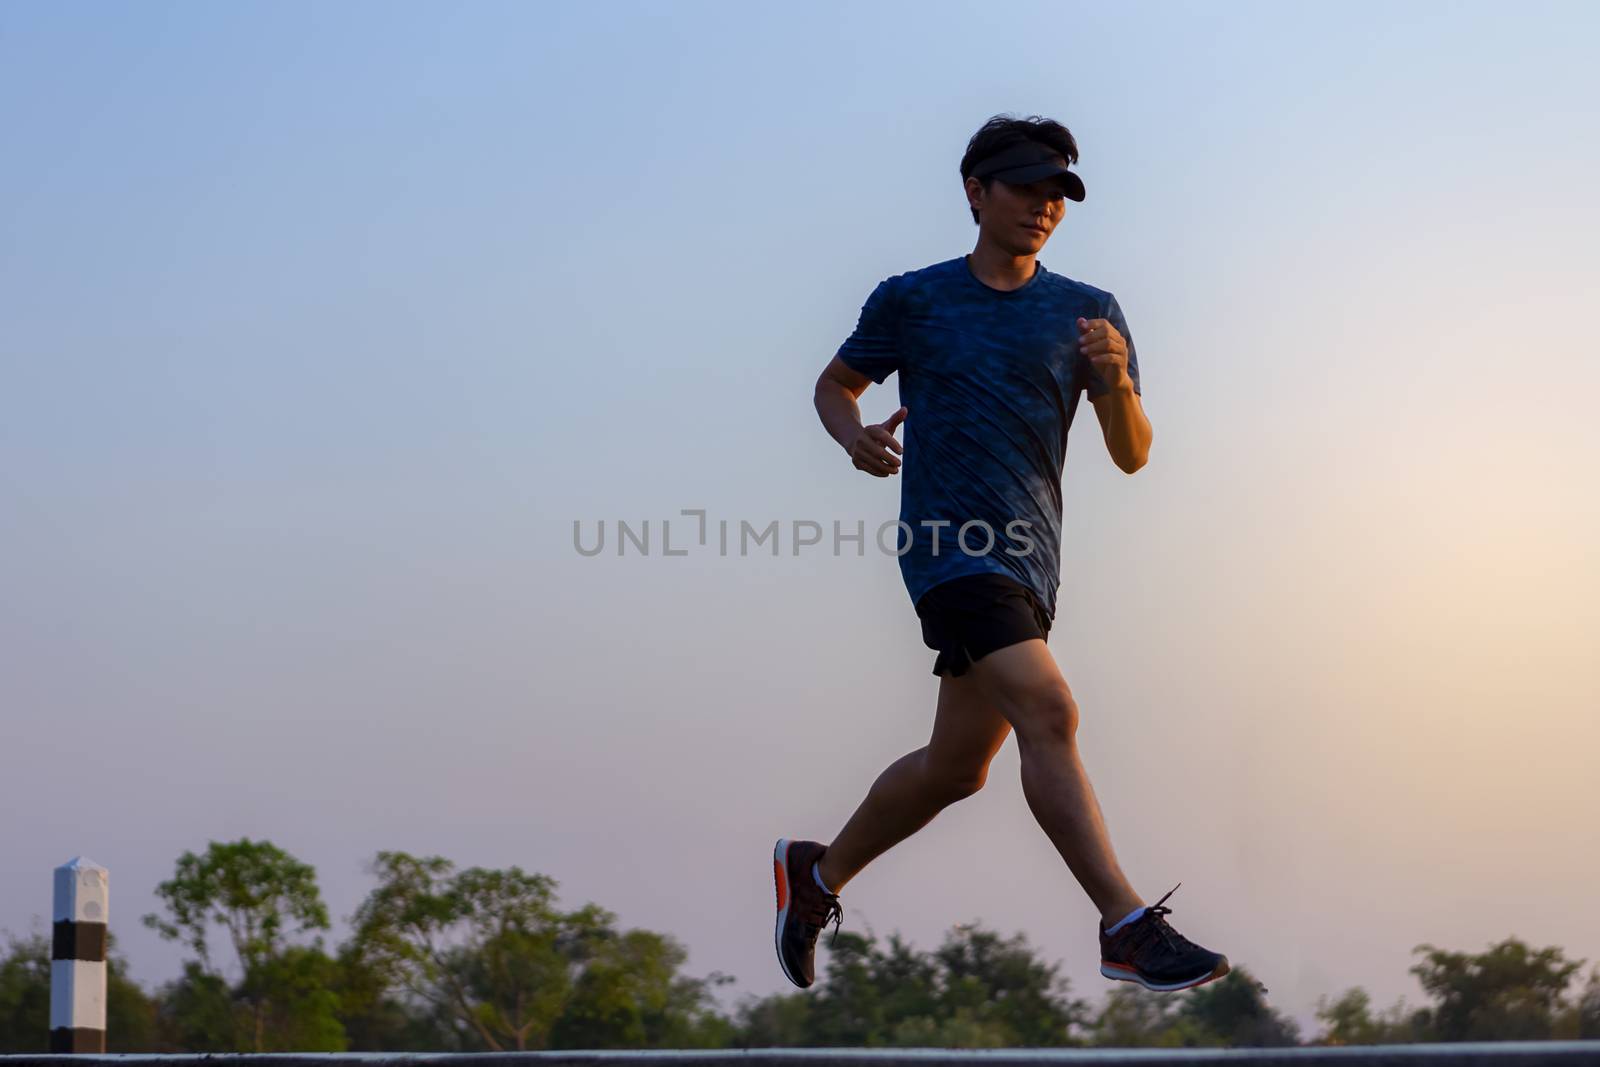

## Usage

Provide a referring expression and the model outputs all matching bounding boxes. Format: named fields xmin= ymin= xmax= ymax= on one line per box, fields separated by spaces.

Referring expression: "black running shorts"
xmin=913 ymin=572 xmax=1053 ymax=678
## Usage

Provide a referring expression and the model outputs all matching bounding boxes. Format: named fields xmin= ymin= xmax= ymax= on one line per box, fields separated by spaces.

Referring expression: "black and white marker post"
xmin=50 ymin=856 xmax=108 ymax=1052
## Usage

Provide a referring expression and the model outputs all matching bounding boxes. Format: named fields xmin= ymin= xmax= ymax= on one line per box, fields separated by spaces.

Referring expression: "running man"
xmin=774 ymin=115 xmax=1230 ymax=995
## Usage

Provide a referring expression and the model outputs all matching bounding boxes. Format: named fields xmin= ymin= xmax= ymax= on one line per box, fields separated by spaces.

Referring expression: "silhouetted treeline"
xmin=2 ymin=838 xmax=1597 ymax=1051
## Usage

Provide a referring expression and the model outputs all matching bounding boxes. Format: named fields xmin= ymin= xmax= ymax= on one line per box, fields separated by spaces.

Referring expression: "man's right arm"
xmin=814 ymin=357 xmax=906 ymax=478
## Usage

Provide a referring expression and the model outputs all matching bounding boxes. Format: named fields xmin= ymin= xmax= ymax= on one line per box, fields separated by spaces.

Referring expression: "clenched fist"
xmin=1078 ymin=316 xmax=1131 ymax=390
xmin=849 ymin=406 xmax=908 ymax=477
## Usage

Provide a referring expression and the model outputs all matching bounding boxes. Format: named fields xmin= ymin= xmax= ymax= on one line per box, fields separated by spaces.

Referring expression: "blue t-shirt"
xmin=835 ymin=255 xmax=1142 ymax=619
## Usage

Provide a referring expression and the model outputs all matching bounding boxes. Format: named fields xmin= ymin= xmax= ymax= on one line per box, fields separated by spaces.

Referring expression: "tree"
xmin=0 ymin=931 xmax=50 ymax=1052
xmin=0 ymin=929 xmax=160 ymax=1052
xmin=1411 ymin=937 xmax=1584 ymax=1042
xmin=733 ymin=989 xmax=814 ymax=1047
xmin=798 ymin=930 xmax=933 ymax=1045
xmin=1313 ymin=987 xmax=1433 ymax=1046
xmin=1314 ymin=987 xmax=1381 ymax=1046
xmin=143 ymin=838 xmax=339 ymax=1051
xmin=1090 ymin=986 xmax=1193 ymax=1047
xmin=347 ymin=852 xmax=566 ymax=1050
xmin=154 ymin=963 xmax=238 ymax=1051
xmin=732 ymin=922 xmax=1089 ymax=1048
xmin=1569 ymin=968 xmax=1600 ymax=1039
xmin=237 ymin=945 xmax=347 ymax=1051
xmin=1178 ymin=968 xmax=1300 ymax=1047
xmin=934 ymin=925 xmax=1089 ymax=1046
xmin=105 ymin=939 xmax=162 ymax=1051
xmin=347 ymin=851 xmax=729 ymax=1051
xmin=144 ymin=839 xmax=328 ymax=975
xmin=548 ymin=928 xmax=735 ymax=1048
xmin=331 ymin=941 xmax=460 ymax=1051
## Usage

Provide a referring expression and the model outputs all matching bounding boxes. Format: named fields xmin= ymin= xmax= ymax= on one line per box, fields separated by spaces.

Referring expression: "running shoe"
xmin=1099 ymin=883 xmax=1230 ymax=991
xmin=773 ymin=838 xmax=843 ymax=989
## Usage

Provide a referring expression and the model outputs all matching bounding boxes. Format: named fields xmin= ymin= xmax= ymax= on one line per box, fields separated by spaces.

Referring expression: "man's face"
xmin=966 ymin=176 xmax=1067 ymax=255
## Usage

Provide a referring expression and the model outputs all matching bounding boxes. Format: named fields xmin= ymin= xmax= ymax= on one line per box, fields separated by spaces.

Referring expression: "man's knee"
xmin=922 ymin=754 xmax=989 ymax=802
xmin=969 ymin=643 xmax=1080 ymax=747
xmin=1008 ymin=683 xmax=1080 ymax=746
xmin=934 ymin=771 xmax=987 ymax=802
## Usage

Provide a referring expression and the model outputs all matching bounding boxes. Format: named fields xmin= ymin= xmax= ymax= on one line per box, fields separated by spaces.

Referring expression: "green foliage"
xmin=13 ymin=844 xmax=1600 ymax=1052
xmin=1313 ymin=939 xmax=1596 ymax=1046
xmin=1086 ymin=970 xmax=1299 ymax=1049
xmin=330 ymin=941 xmax=460 ymax=1050
xmin=731 ymin=989 xmax=814 ymax=1046
xmin=346 ymin=850 xmax=728 ymax=1051
xmin=0 ymin=929 xmax=160 ymax=1052
xmin=156 ymin=952 xmax=351 ymax=1052
xmin=143 ymin=838 xmax=329 ymax=977
xmin=105 ymin=938 xmax=162 ymax=1051
xmin=144 ymin=838 xmax=334 ymax=1050
xmin=158 ymin=954 xmax=348 ymax=1053
xmin=346 ymin=851 xmax=565 ymax=1050
xmin=1313 ymin=986 xmax=1433 ymax=1045
xmin=0 ymin=932 xmax=50 ymax=1052
xmin=1411 ymin=937 xmax=1586 ymax=1042
xmin=155 ymin=962 xmax=239 ymax=1051
xmin=547 ymin=929 xmax=735 ymax=1049
xmin=1178 ymin=967 xmax=1299 ymax=1047
xmin=732 ymin=931 xmax=1307 ymax=1050
xmin=1572 ymin=968 xmax=1600 ymax=1039
xmin=733 ymin=923 xmax=1089 ymax=1047
xmin=1090 ymin=985 xmax=1203 ymax=1047
xmin=937 ymin=925 xmax=1090 ymax=1045
xmin=238 ymin=945 xmax=347 ymax=1051
xmin=1314 ymin=987 xmax=1382 ymax=1045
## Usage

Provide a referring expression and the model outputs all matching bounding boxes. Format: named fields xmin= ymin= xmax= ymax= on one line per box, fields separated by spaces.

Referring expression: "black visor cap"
xmin=969 ymin=141 xmax=1086 ymax=202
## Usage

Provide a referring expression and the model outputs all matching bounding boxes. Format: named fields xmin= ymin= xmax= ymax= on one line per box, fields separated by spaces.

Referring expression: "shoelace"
xmin=1131 ymin=883 xmax=1201 ymax=957
xmin=803 ymin=893 xmax=845 ymax=947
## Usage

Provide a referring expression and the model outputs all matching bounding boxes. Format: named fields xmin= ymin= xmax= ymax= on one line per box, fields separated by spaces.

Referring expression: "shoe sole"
xmin=773 ymin=838 xmax=807 ymax=988
xmin=1100 ymin=957 xmax=1231 ymax=992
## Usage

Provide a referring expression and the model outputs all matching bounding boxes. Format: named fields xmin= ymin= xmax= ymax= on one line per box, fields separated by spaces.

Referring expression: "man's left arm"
xmin=1080 ymin=312 xmax=1152 ymax=474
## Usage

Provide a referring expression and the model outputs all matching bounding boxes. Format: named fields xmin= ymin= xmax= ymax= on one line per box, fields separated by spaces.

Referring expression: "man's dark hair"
xmin=960 ymin=114 xmax=1080 ymax=224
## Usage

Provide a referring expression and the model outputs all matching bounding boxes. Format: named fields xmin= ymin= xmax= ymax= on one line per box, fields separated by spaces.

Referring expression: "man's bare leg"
xmin=816 ymin=670 xmax=1011 ymax=893
xmin=967 ymin=638 xmax=1145 ymax=928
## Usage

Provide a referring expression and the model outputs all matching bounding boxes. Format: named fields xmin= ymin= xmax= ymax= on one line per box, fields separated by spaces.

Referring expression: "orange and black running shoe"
xmin=772 ymin=838 xmax=843 ymax=989
xmin=1100 ymin=883 xmax=1230 ymax=992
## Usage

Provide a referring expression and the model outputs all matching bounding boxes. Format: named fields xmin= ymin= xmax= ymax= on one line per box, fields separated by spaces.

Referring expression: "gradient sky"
xmin=3 ymin=0 xmax=1597 ymax=1038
